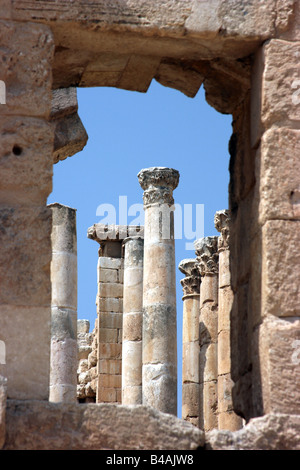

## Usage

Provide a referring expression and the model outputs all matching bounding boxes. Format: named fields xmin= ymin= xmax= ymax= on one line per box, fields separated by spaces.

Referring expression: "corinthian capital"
xmin=194 ymin=236 xmax=219 ymax=275
xmin=178 ymin=258 xmax=200 ymax=296
xmin=214 ymin=209 xmax=230 ymax=251
xmin=137 ymin=167 xmax=180 ymax=206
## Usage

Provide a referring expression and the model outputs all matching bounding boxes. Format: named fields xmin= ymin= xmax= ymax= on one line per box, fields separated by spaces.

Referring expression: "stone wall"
xmin=0 ymin=0 xmax=299 ymax=451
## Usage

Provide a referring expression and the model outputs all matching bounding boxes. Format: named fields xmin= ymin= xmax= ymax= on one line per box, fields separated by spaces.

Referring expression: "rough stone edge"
xmin=3 ymin=401 xmax=204 ymax=450
xmin=206 ymin=413 xmax=300 ymax=450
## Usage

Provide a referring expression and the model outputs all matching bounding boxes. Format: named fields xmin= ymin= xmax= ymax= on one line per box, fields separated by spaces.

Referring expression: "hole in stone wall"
xmin=48 ymin=82 xmax=232 ymax=416
xmin=12 ymin=145 xmax=23 ymax=156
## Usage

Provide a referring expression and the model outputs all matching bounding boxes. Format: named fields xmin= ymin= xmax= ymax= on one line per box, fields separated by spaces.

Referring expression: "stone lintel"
xmin=88 ymin=224 xmax=144 ymax=242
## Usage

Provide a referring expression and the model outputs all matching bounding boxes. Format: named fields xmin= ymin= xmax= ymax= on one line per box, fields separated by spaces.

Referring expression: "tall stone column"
xmin=195 ymin=236 xmax=219 ymax=431
xmin=49 ymin=203 xmax=78 ymax=403
xmin=179 ymin=259 xmax=201 ymax=427
xmin=138 ymin=167 xmax=179 ymax=416
xmin=122 ymin=236 xmax=144 ymax=405
xmin=214 ymin=210 xmax=243 ymax=431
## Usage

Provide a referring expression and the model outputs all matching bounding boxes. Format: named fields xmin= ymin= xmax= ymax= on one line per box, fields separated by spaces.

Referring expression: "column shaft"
xmin=195 ymin=236 xmax=219 ymax=431
xmin=138 ymin=167 xmax=179 ymax=416
xmin=122 ymin=237 xmax=144 ymax=405
xmin=49 ymin=203 xmax=78 ymax=403
xmin=179 ymin=259 xmax=201 ymax=426
xmin=215 ymin=210 xmax=243 ymax=431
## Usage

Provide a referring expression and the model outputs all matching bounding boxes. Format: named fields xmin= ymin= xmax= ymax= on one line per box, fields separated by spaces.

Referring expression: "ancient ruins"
xmin=0 ymin=0 xmax=300 ymax=450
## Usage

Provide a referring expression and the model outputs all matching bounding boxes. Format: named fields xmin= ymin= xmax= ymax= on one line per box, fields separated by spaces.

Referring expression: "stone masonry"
xmin=0 ymin=0 xmax=299 ymax=451
xmin=87 ymin=224 xmax=144 ymax=405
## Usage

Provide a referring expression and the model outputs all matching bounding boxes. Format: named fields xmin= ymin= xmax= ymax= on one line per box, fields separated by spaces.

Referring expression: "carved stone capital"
xmin=137 ymin=167 xmax=179 ymax=206
xmin=194 ymin=236 xmax=219 ymax=275
xmin=178 ymin=258 xmax=200 ymax=296
xmin=214 ymin=209 xmax=230 ymax=251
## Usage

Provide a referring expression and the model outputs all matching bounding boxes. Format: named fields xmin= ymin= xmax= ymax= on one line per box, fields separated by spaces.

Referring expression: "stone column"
xmin=49 ymin=203 xmax=78 ymax=402
xmin=179 ymin=259 xmax=201 ymax=427
xmin=0 ymin=20 xmax=54 ymax=400
xmin=195 ymin=236 xmax=219 ymax=431
xmin=138 ymin=167 xmax=179 ymax=416
xmin=122 ymin=236 xmax=144 ymax=405
xmin=214 ymin=210 xmax=243 ymax=431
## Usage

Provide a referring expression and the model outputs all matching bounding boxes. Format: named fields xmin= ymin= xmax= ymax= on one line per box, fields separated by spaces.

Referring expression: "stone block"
xmin=218 ymin=286 xmax=233 ymax=332
xmin=256 ymin=128 xmax=300 ymax=223
xmin=0 ymin=206 xmax=52 ymax=306
xmin=142 ymin=304 xmax=177 ymax=365
xmin=98 ymin=257 xmax=123 ymax=270
xmin=199 ymin=304 xmax=218 ymax=345
xmin=218 ymin=249 xmax=231 ymax=288
xmin=261 ymin=40 xmax=300 ymax=127
xmin=99 ymin=268 xmax=118 ymax=283
xmin=0 ymin=304 xmax=50 ymax=400
xmin=98 ymin=343 xmax=122 ymax=360
xmin=99 ymin=282 xmax=123 ymax=299
xmin=50 ymin=338 xmax=78 ymax=384
xmin=217 ymin=0 xmax=276 ymax=39
xmin=262 ymin=220 xmax=300 ymax=317
xmin=182 ymin=297 xmax=200 ymax=343
xmin=98 ymin=359 xmax=122 ymax=375
xmin=218 ymin=330 xmax=231 ymax=376
xmin=202 ymin=381 xmax=218 ymax=431
xmin=51 ymin=252 xmax=77 ymax=310
xmin=123 ymin=268 xmax=143 ymax=313
xmin=117 ymin=55 xmax=160 ymax=93
xmin=122 ymin=312 xmax=142 ymax=341
xmin=182 ymin=342 xmax=199 ymax=383
xmin=182 ymin=383 xmax=200 ymax=420
xmin=98 ymin=297 xmax=122 ymax=313
xmin=185 ymin=0 xmax=221 ymax=37
xmin=99 ymin=312 xmax=123 ymax=330
xmin=51 ymin=307 xmax=77 ymax=341
xmin=0 ymin=20 xmax=54 ymax=117
xmin=98 ymin=374 xmax=121 ymax=389
xmin=122 ymin=341 xmax=142 ymax=386
xmin=279 ymin=0 xmax=300 ymax=40
xmin=0 ymin=116 xmax=53 ymax=204
xmin=258 ymin=316 xmax=300 ymax=415
xmin=199 ymin=343 xmax=218 ymax=383
xmin=97 ymin=386 xmax=117 ymax=403
xmin=155 ymin=59 xmax=204 ymax=98
xmin=99 ymin=328 xmax=118 ymax=344
xmin=217 ymin=374 xmax=235 ymax=414
xmin=142 ymin=363 xmax=177 ymax=416
xmin=122 ymin=386 xmax=142 ymax=405
xmin=200 ymin=274 xmax=218 ymax=306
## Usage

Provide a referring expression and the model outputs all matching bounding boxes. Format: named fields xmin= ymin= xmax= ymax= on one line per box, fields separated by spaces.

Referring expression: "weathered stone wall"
xmin=0 ymin=14 xmax=55 ymax=400
xmin=87 ymin=225 xmax=144 ymax=404
xmin=229 ymin=1 xmax=300 ymax=421
xmin=1 ymin=0 xmax=299 ymax=451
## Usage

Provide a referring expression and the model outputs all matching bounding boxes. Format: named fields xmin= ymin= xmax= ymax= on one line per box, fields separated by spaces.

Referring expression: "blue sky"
xmin=47 ymin=80 xmax=232 ymax=416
